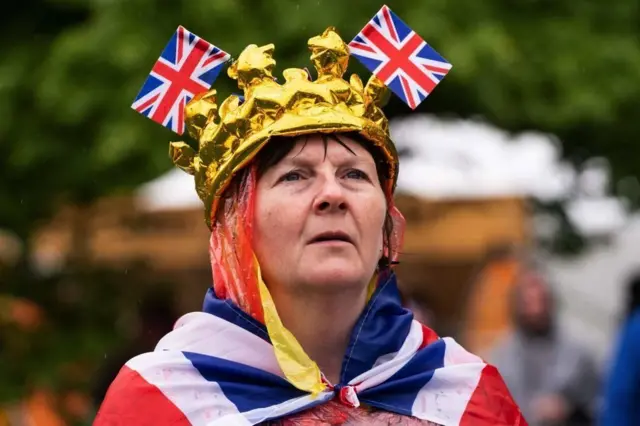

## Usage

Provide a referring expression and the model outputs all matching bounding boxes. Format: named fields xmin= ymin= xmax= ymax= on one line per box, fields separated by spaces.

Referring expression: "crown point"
xmin=218 ymin=95 xmax=242 ymax=120
xmin=185 ymin=89 xmax=219 ymax=140
xmin=308 ymin=27 xmax=349 ymax=79
xmin=228 ymin=43 xmax=276 ymax=91
xmin=365 ymin=76 xmax=391 ymax=108
xmin=349 ymin=74 xmax=364 ymax=92
xmin=169 ymin=141 xmax=197 ymax=175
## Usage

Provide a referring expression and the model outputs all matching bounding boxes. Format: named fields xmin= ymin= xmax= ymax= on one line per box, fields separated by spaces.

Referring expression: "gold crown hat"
xmin=169 ymin=27 xmax=398 ymax=228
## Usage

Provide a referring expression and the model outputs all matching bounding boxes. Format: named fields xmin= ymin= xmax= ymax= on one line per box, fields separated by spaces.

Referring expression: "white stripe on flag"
xmin=155 ymin=311 xmax=284 ymax=377
xmin=210 ymin=392 xmax=334 ymax=425
xmin=411 ymin=337 xmax=485 ymax=426
xmin=348 ymin=320 xmax=424 ymax=391
xmin=127 ymin=351 xmax=248 ymax=425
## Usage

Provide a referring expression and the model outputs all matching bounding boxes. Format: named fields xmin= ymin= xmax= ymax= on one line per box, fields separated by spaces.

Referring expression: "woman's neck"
xmin=269 ymin=285 xmax=368 ymax=384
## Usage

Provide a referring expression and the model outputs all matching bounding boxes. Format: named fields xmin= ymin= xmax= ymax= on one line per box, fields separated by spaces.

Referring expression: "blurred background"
xmin=1 ymin=0 xmax=640 ymax=425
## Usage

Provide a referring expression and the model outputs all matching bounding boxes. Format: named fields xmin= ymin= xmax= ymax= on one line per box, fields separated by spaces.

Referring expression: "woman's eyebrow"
xmin=281 ymin=155 xmax=374 ymax=168
xmin=276 ymin=156 xmax=317 ymax=169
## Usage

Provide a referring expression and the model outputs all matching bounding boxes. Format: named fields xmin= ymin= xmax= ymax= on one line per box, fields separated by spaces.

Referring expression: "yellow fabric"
xmin=254 ymin=256 xmax=327 ymax=396
xmin=366 ymin=272 xmax=378 ymax=302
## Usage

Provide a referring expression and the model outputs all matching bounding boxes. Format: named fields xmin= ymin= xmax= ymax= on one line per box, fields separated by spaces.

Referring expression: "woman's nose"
xmin=314 ymin=177 xmax=347 ymax=214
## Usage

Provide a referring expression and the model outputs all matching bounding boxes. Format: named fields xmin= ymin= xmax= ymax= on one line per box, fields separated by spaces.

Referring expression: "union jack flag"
xmin=349 ymin=5 xmax=452 ymax=109
xmin=132 ymin=26 xmax=230 ymax=134
xmin=95 ymin=274 xmax=526 ymax=425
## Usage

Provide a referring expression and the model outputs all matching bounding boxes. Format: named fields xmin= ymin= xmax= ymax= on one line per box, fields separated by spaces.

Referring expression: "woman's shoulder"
xmin=422 ymin=336 xmax=525 ymax=425
xmin=93 ymin=350 xmax=194 ymax=426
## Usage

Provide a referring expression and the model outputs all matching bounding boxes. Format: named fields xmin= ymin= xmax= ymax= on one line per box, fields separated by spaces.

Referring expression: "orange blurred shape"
xmin=9 ymin=298 xmax=43 ymax=330
xmin=62 ymin=391 xmax=91 ymax=420
xmin=24 ymin=390 xmax=65 ymax=426
xmin=0 ymin=409 xmax=10 ymax=426
xmin=463 ymin=256 xmax=520 ymax=355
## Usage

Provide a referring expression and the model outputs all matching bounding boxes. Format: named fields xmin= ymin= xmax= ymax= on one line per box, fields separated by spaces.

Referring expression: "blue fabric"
xmin=202 ymin=288 xmax=271 ymax=343
xmin=339 ymin=273 xmax=415 ymax=383
xmin=183 ymin=351 xmax=308 ymax=412
xmin=600 ymin=310 xmax=640 ymax=426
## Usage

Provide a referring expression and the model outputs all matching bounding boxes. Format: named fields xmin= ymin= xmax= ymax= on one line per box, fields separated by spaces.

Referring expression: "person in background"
xmin=599 ymin=273 xmax=640 ymax=425
xmin=491 ymin=268 xmax=600 ymax=426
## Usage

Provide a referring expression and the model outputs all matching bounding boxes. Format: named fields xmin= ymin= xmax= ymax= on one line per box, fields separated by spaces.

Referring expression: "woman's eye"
xmin=281 ymin=171 xmax=303 ymax=182
xmin=345 ymin=169 xmax=369 ymax=180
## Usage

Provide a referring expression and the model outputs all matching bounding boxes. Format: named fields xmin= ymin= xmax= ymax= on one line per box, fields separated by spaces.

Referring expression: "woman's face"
xmin=254 ymin=134 xmax=387 ymax=294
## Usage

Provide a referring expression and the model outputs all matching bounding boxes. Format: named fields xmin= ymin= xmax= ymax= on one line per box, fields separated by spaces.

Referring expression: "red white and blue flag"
xmin=349 ymin=5 xmax=452 ymax=109
xmin=132 ymin=26 xmax=230 ymax=135
xmin=94 ymin=275 xmax=525 ymax=425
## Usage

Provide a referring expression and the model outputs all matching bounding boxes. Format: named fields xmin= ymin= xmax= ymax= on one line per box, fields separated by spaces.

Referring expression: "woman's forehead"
xmin=254 ymin=132 xmax=385 ymax=180
xmin=282 ymin=134 xmax=374 ymax=163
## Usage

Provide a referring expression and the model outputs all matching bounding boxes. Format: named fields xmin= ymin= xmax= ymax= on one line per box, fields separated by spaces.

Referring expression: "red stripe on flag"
xmin=177 ymin=27 xmax=185 ymax=63
xmin=421 ymin=63 xmax=451 ymax=75
xmin=418 ymin=324 xmax=440 ymax=349
xmin=399 ymin=74 xmax=415 ymax=109
xmin=381 ymin=6 xmax=400 ymax=43
xmin=460 ymin=364 xmax=528 ymax=426
xmin=94 ymin=366 xmax=191 ymax=426
xmin=134 ymin=93 xmax=160 ymax=114
xmin=202 ymin=50 xmax=228 ymax=68
xmin=349 ymin=40 xmax=376 ymax=53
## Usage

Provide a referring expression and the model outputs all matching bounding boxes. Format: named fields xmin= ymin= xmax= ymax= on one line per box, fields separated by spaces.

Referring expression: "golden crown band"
xmin=169 ymin=26 xmax=398 ymax=229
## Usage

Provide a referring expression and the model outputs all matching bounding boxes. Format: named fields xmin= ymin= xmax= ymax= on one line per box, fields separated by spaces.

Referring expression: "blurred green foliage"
xmin=0 ymin=267 xmax=123 ymax=401
xmin=0 ymin=0 xmax=639 ymax=418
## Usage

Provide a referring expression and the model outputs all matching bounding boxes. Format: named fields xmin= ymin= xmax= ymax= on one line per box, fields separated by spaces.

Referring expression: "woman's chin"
xmin=300 ymin=259 xmax=369 ymax=291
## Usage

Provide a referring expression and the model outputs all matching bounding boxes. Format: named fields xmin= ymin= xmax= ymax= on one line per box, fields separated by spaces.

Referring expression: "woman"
xmin=94 ymin=27 xmax=525 ymax=425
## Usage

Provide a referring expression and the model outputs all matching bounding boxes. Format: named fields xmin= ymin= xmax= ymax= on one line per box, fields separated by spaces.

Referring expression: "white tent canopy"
xmin=137 ymin=167 xmax=201 ymax=211
xmin=390 ymin=115 xmax=575 ymax=201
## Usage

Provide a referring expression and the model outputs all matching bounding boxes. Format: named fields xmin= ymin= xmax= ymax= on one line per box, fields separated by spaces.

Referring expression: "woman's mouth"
xmin=309 ymin=231 xmax=353 ymax=245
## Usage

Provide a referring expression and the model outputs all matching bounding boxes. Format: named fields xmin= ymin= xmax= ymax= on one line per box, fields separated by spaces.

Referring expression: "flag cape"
xmin=94 ymin=274 xmax=526 ymax=425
